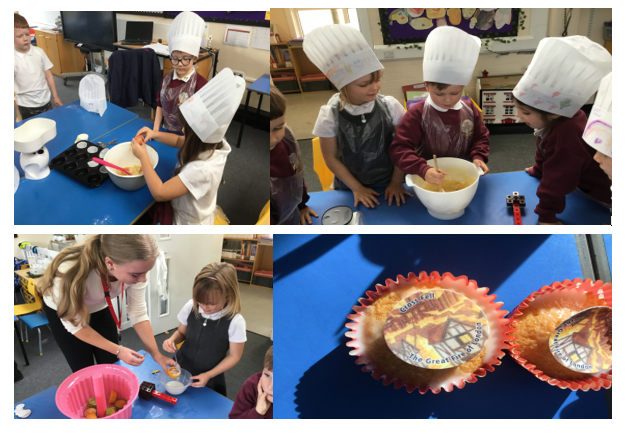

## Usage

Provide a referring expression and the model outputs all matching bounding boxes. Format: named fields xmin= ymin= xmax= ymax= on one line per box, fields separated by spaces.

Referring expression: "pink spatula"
xmin=93 ymin=157 xmax=132 ymax=175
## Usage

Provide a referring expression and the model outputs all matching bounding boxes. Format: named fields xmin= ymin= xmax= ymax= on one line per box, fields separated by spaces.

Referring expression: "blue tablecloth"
xmin=603 ymin=234 xmax=612 ymax=275
xmin=14 ymin=351 xmax=233 ymax=419
xmin=14 ymin=100 xmax=138 ymax=171
xmin=274 ymin=234 xmax=610 ymax=419
xmin=14 ymin=117 xmax=179 ymax=225
xmin=306 ymin=171 xmax=611 ymax=225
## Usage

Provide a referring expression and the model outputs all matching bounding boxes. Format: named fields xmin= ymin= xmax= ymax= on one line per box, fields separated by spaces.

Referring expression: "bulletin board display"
xmin=380 ymin=8 xmax=519 ymax=45
xmin=122 ymin=11 xmax=269 ymax=27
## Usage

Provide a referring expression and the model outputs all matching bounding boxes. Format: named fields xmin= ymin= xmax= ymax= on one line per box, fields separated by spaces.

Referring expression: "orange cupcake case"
xmin=507 ymin=278 xmax=612 ymax=391
xmin=345 ymin=271 xmax=512 ymax=394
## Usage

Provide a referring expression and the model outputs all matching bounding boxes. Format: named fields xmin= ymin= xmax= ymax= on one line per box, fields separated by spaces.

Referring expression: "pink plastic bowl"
xmin=56 ymin=364 xmax=139 ymax=419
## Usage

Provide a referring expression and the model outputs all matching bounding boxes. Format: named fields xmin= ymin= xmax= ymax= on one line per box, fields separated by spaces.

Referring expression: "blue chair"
xmin=20 ymin=312 xmax=50 ymax=356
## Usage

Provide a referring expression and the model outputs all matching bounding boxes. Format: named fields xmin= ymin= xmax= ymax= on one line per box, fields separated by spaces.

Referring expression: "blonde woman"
xmin=39 ymin=235 xmax=175 ymax=373
xmin=162 ymin=262 xmax=246 ymax=396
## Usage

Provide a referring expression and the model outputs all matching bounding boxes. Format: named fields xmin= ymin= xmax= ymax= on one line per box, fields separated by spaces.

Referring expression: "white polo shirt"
xmin=177 ymin=299 xmax=247 ymax=343
xmin=14 ymin=45 xmax=53 ymax=107
xmin=43 ymin=261 xmax=150 ymax=335
xmin=171 ymin=140 xmax=231 ymax=225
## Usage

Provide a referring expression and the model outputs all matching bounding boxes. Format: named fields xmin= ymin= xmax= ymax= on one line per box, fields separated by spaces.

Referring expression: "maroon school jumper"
xmin=228 ymin=372 xmax=273 ymax=419
xmin=389 ymin=99 xmax=490 ymax=178
xmin=155 ymin=71 xmax=208 ymax=107
xmin=270 ymin=138 xmax=310 ymax=225
xmin=527 ymin=110 xmax=612 ymax=223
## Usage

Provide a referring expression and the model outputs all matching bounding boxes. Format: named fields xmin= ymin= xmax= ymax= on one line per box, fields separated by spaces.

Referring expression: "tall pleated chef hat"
xmin=79 ymin=75 xmax=107 ymax=117
xmin=303 ymin=24 xmax=383 ymax=89
xmin=167 ymin=11 xmax=205 ymax=57
xmin=583 ymin=72 xmax=612 ymax=157
xmin=179 ymin=68 xmax=246 ymax=143
xmin=513 ymin=36 xmax=612 ymax=118
xmin=423 ymin=26 xmax=481 ymax=86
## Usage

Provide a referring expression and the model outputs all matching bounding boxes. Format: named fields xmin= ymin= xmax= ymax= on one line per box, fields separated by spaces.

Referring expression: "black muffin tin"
xmin=49 ymin=140 xmax=111 ymax=187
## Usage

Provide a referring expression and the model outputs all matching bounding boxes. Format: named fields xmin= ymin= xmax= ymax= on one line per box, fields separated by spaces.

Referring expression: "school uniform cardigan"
xmin=527 ymin=110 xmax=612 ymax=223
xmin=270 ymin=137 xmax=310 ymax=225
xmin=389 ymin=99 xmax=490 ymax=179
xmin=228 ymin=372 xmax=273 ymax=419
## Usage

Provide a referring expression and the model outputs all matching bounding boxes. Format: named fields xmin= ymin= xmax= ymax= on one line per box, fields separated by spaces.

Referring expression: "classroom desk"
xmin=236 ymin=74 xmax=271 ymax=148
xmin=306 ymin=171 xmax=611 ymax=225
xmin=274 ymin=234 xmax=612 ymax=419
xmin=14 ymin=351 xmax=233 ymax=419
xmin=14 ymin=113 xmax=179 ymax=225
xmin=14 ymin=100 xmax=138 ymax=172
xmin=113 ymin=41 xmax=219 ymax=78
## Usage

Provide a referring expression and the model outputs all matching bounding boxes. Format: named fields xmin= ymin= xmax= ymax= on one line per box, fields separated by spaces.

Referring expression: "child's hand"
xmin=191 ymin=372 xmax=211 ymax=388
xmin=425 ymin=168 xmax=447 ymax=185
xmin=136 ymin=126 xmax=157 ymax=142
xmin=131 ymin=136 xmax=149 ymax=160
xmin=473 ymin=160 xmax=489 ymax=174
xmin=53 ymin=96 xmax=62 ymax=107
xmin=255 ymin=378 xmax=272 ymax=416
xmin=163 ymin=337 xmax=177 ymax=353
xmin=539 ymin=221 xmax=564 ymax=225
xmin=299 ymin=207 xmax=319 ymax=225
xmin=353 ymin=186 xmax=380 ymax=209
xmin=384 ymin=181 xmax=414 ymax=206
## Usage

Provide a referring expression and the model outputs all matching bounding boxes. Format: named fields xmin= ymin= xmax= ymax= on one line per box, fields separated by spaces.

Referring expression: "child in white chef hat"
xmin=389 ymin=26 xmax=490 ymax=186
xmin=512 ymin=36 xmax=612 ymax=225
xmin=154 ymin=11 xmax=208 ymax=135
xmin=131 ymin=68 xmax=245 ymax=225
xmin=583 ymin=72 xmax=612 ymax=182
xmin=305 ymin=24 xmax=412 ymax=209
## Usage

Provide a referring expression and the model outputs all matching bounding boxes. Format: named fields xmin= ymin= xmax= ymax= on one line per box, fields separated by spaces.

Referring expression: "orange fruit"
xmin=167 ymin=366 xmax=181 ymax=379
xmin=108 ymin=390 xmax=117 ymax=404
xmin=84 ymin=408 xmax=97 ymax=418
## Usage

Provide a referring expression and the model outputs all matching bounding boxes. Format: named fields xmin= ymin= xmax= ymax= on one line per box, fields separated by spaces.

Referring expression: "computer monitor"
xmin=125 ymin=21 xmax=153 ymax=41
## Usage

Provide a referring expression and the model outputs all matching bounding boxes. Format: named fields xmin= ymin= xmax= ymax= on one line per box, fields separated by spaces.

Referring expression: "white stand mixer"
xmin=14 ymin=118 xmax=57 ymax=180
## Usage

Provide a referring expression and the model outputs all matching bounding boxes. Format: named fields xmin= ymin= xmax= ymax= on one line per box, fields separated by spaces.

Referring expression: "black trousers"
xmin=18 ymin=102 xmax=54 ymax=120
xmin=43 ymin=303 xmax=119 ymax=373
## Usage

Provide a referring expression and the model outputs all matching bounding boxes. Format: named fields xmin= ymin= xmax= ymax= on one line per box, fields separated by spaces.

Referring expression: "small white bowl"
xmin=104 ymin=141 xmax=158 ymax=191
xmin=406 ymin=157 xmax=483 ymax=220
xmin=158 ymin=368 xmax=192 ymax=395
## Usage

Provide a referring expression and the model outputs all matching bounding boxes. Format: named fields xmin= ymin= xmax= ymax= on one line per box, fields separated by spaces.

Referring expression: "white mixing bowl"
xmin=104 ymin=141 xmax=158 ymax=191
xmin=406 ymin=157 xmax=484 ymax=220
xmin=158 ymin=368 xmax=192 ymax=396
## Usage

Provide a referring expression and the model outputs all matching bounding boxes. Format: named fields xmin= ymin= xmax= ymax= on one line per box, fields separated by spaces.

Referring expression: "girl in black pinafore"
xmin=163 ymin=262 xmax=246 ymax=396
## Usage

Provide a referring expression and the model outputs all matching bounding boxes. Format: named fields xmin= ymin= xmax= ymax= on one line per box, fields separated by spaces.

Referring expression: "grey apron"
xmin=176 ymin=308 xmax=233 ymax=396
xmin=331 ymin=94 xmax=395 ymax=189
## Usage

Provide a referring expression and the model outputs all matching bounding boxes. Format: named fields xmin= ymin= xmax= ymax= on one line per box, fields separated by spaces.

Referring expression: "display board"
xmin=124 ymin=11 xmax=269 ymax=27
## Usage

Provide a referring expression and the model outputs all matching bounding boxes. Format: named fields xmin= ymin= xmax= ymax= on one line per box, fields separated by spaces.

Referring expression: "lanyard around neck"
xmin=101 ymin=277 xmax=124 ymax=329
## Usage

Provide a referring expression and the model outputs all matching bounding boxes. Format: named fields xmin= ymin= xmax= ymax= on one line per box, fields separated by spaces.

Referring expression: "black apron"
xmin=270 ymin=128 xmax=305 ymax=225
xmin=176 ymin=308 xmax=233 ymax=396
xmin=331 ymin=94 xmax=395 ymax=189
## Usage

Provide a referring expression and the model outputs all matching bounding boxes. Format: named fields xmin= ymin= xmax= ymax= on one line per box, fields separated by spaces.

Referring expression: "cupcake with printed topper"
xmin=508 ymin=278 xmax=612 ymax=391
xmin=345 ymin=271 xmax=511 ymax=393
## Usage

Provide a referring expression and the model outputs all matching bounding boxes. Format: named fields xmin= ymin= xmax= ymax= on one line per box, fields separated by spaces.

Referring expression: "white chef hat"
xmin=168 ymin=11 xmax=205 ymax=58
xmin=179 ymin=68 xmax=246 ymax=143
xmin=513 ymin=36 xmax=612 ymax=118
xmin=79 ymin=75 xmax=107 ymax=117
xmin=583 ymin=72 xmax=612 ymax=157
xmin=303 ymin=24 xmax=383 ymax=89
xmin=423 ymin=26 xmax=481 ymax=86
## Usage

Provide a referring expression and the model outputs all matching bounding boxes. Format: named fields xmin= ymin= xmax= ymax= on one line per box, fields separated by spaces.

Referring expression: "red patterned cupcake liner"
xmin=507 ymin=278 xmax=612 ymax=391
xmin=345 ymin=271 xmax=512 ymax=394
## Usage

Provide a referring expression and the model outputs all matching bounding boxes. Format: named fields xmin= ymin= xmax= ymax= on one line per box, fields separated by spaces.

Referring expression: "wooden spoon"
xmin=433 ymin=155 xmax=445 ymax=192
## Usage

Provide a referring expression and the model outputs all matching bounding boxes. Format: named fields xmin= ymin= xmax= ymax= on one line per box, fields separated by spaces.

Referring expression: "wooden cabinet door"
xmin=35 ymin=32 xmax=47 ymax=52
xmin=58 ymin=35 xmax=82 ymax=73
xmin=45 ymin=35 xmax=61 ymax=77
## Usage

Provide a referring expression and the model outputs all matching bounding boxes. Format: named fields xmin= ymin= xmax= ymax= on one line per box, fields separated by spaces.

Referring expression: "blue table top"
xmin=14 ymin=100 xmax=138 ymax=171
xmin=604 ymin=234 xmax=612 ymax=275
xmin=248 ymin=74 xmax=270 ymax=95
xmin=15 ymin=118 xmax=180 ymax=225
xmin=274 ymin=234 xmax=610 ymax=419
xmin=306 ymin=171 xmax=611 ymax=225
xmin=14 ymin=351 xmax=233 ymax=419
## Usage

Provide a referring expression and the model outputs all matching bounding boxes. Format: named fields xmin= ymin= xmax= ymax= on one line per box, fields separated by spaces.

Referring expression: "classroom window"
xmin=504 ymin=106 xmax=514 ymax=115
xmin=484 ymin=106 xmax=494 ymax=115
xmin=485 ymin=94 xmax=495 ymax=102
xmin=504 ymin=93 xmax=513 ymax=101
xmin=297 ymin=8 xmax=360 ymax=36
